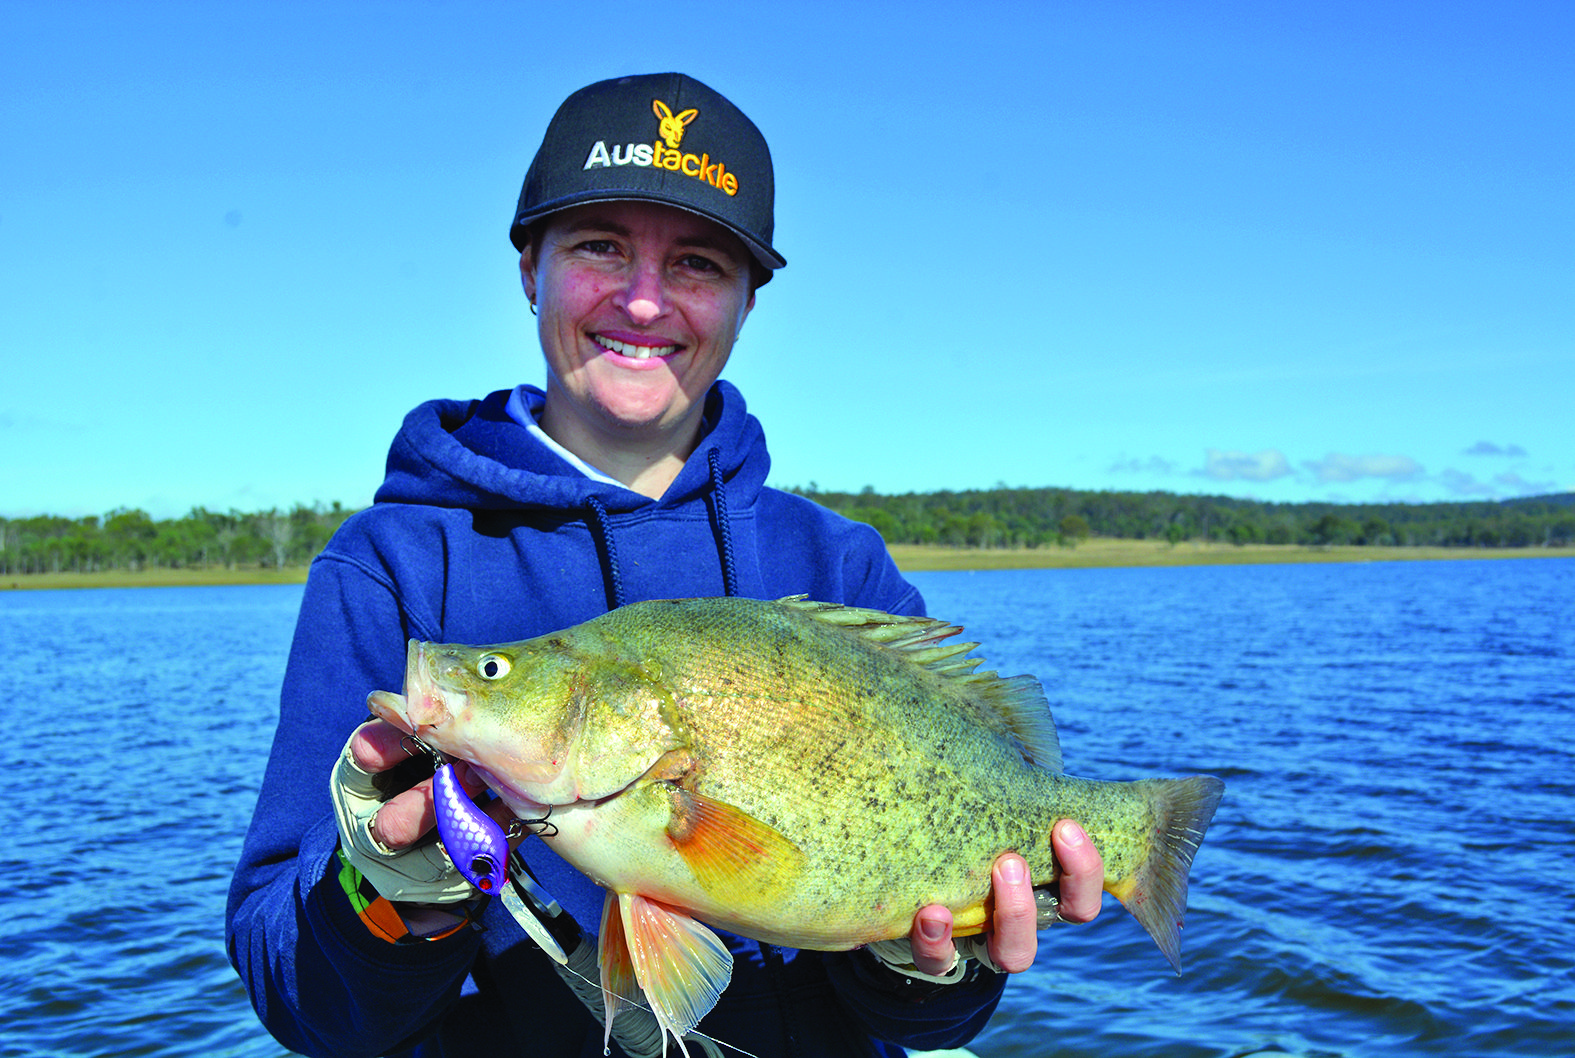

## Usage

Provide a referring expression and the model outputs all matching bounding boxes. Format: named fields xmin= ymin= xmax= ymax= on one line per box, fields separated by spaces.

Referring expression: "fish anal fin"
xmin=597 ymin=890 xmax=643 ymax=1051
xmin=618 ymin=891 xmax=733 ymax=1050
xmin=666 ymin=787 xmax=805 ymax=899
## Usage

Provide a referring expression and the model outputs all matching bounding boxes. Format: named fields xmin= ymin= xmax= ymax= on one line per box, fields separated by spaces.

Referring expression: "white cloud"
xmin=1439 ymin=468 xmax=1495 ymax=496
xmin=1463 ymin=441 xmax=1529 ymax=457
xmin=1303 ymin=453 xmax=1424 ymax=484
xmin=1108 ymin=455 xmax=1180 ymax=476
xmin=1491 ymin=470 xmax=1559 ymax=495
xmin=1437 ymin=468 xmax=1557 ymax=498
xmin=1198 ymin=448 xmax=1292 ymax=482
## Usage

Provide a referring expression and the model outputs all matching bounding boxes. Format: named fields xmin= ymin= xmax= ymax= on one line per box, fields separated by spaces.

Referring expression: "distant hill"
xmin=1503 ymin=492 xmax=1575 ymax=510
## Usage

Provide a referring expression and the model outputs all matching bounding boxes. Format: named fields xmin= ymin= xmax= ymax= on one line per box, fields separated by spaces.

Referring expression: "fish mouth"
xmin=469 ymin=762 xmax=555 ymax=818
xmin=367 ymin=639 xmax=581 ymax=806
xmin=367 ymin=641 xmax=455 ymax=739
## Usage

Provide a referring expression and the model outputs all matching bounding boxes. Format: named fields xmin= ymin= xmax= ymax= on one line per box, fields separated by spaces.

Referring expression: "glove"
xmin=329 ymin=728 xmax=477 ymax=905
xmin=866 ymin=888 xmax=1062 ymax=984
xmin=864 ymin=934 xmax=1003 ymax=985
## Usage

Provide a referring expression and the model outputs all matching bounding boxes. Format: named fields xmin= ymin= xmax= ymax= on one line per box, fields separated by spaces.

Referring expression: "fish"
xmin=368 ymin=596 xmax=1224 ymax=1049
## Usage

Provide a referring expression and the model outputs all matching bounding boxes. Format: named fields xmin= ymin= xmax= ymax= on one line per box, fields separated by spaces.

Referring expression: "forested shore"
xmin=1 ymin=504 xmax=355 ymax=576
xmin=3 ymin=488 xmax=1572 ymax=579
xmin=794 ymin=485 xmax=1575 ymax=550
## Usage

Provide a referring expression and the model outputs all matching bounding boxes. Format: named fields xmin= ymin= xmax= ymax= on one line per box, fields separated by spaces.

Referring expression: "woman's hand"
xmin=350 ymin=719 xmax=444 ymax=850
xmin=329 ymin=719 xmax=499 ymax=905
xmin=908 ymin=820 xmax=1104 ymax=976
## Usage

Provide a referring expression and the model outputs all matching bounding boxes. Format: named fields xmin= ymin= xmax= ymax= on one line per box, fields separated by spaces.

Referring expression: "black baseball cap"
xmin=509 ymin=73 xmax=785 ymax=279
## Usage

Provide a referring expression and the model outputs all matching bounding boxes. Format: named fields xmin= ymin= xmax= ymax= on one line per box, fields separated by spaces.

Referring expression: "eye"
xmin=678 ymin=253 xmax=722 ymax=274
xmin=477 ymin=654 xmax=511 ymax=680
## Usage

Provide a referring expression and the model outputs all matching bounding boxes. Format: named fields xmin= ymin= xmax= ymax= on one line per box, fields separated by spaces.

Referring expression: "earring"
xmin=529 ymin=301 xmax=538 ymax=316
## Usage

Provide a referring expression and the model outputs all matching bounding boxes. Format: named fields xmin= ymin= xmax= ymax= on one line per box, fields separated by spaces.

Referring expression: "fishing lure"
xmin=432 ymin=762 xmax=509 ymax=893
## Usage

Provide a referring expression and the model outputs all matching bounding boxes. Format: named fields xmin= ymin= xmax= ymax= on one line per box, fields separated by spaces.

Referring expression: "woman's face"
xmin=522 ymin=201 xmax=756 ymax=452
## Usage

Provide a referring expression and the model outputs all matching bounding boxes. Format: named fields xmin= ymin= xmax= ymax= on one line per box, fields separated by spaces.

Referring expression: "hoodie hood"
xmin=371 ymin=379 xmax=771 ymax=608
xmin=374 ymin=379 xmax=770 ymax=516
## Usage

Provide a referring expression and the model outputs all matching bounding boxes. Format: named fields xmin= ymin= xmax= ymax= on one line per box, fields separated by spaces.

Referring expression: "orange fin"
xmin=617 ymin=891 xmax=733 ymax=1051
xmin=666 ymin=787 xmax=805 ymax=899
xmin=596 ymin=890 xmax=643 ymax=1051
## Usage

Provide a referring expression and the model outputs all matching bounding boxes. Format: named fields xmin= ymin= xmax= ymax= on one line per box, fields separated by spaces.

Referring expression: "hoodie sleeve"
xmin=823 ymin=949 xmax=1006 ymax=1051
xmin=225 ymin=546 xmax=478 ymax=1058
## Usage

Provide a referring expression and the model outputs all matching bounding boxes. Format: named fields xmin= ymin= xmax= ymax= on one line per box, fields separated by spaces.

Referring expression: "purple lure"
xmin=432 ymin=763 xmax=509 ymax=893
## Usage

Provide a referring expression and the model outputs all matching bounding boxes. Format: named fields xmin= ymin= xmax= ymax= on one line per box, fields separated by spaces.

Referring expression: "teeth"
xmin=595 ymin=335 xmax=678 ymax=359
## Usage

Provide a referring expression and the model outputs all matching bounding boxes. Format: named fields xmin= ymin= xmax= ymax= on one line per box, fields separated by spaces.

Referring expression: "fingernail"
xmin=919 ymin=918 xmax=947 ymax=943
xmin=1059 ymin=821 xmax=1085 ymax=848
xmin=999 ymin=857 xmax=1026 ymax=885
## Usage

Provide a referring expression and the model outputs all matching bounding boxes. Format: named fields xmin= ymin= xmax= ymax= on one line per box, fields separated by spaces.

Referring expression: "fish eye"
xmin=470 ymin=856 xmax=498 ymax=889
xmin=477 ymin=654 xmax=511 ymax=680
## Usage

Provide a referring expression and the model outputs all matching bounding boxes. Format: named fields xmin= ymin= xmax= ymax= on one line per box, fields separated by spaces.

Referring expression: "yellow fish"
xmin=369 ymin=597 xmax=1224 ymax=1048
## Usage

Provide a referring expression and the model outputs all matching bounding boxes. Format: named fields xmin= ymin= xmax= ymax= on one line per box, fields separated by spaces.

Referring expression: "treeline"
xmin=790 ymin=486 xmax=1575 ymax=550
xmin=0 ymin=504 xmax=355 ymax=575
xmin=4 ymin=489 xmax=1572 ymax=576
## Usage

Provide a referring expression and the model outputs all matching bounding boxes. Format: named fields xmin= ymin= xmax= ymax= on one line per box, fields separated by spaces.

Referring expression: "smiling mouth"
xmin=593 ymin=334 xmax=680 ymax=360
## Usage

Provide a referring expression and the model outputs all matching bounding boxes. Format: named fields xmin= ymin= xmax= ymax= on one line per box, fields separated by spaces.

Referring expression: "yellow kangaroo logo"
xmin=652 ymin=99 xmax=698 ymax=149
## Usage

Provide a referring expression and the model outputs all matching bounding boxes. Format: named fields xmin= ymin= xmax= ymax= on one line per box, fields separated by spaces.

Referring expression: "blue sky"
xmin=3 ymin=0 xmax=1570 ymax=520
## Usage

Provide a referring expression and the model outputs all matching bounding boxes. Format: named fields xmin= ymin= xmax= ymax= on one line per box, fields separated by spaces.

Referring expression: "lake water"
xmin=1 ymin=558 xmax=1571 ymax=1057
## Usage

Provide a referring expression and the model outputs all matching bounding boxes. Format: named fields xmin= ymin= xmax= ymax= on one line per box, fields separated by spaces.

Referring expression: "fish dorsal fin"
xmin=602 ymin=890 xmax=732 ymax=1054
xmin=973 ymin=672 xmax=1063 ymax=772
xmin=779 ymin=596 xmax=1063 ymax=772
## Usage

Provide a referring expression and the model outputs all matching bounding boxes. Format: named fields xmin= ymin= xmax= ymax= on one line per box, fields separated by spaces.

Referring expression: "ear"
xmin=652 ymin=100 xmax=674 ymax=121
xmin=519 ymin=250 xmax=537 ymax=305
xmin=676 ymin=108 xmax=699 ymax=127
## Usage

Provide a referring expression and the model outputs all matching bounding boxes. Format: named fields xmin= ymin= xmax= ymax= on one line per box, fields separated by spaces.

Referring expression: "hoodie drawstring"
xmin=583 ymin=451 xmax=739 ymax=611
xmin=583 ymin=497 xmax=627 ymax=611
xmin=706 ymin=448 xmax=740 ymax=599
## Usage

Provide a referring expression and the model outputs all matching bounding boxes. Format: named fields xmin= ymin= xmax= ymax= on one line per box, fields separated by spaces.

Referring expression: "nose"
xmin=627 ymin=296 xmax=661 ymax=325
xmin=618 ymin=261 xmax=668 ymax=326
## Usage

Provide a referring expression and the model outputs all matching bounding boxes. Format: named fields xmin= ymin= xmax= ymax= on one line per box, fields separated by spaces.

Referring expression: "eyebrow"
xmin=560 ymin=214 xmax=746 ymax=260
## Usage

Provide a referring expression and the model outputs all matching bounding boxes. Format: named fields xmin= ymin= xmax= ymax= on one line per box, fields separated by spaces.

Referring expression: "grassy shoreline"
xmin=886 ymin=539 xmax=1569 ymax=571
xmin=2 ymin=567 xmax=312 ymax=591
xmin=3 ymin=540 xmax=1567 ymax=590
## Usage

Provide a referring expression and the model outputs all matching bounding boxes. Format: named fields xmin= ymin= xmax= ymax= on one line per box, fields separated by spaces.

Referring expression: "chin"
xmin=591 ymin=387 xmax=686 ymax=430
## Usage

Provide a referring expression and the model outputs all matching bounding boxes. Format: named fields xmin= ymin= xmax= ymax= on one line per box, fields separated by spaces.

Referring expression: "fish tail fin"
xmin=1106 ymin=775 xmax=1225 ymax=973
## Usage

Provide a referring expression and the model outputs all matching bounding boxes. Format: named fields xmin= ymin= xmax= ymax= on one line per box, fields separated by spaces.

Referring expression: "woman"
xmin=226 ymin=72 xmax=1102 ymax=1058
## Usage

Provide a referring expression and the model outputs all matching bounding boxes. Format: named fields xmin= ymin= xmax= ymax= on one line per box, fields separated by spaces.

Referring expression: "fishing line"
xmin=549 ymin=955 xmax=759 ymax=1058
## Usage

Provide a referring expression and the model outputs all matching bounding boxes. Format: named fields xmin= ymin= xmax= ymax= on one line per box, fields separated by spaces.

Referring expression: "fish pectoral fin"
xmin=615 ymin=891 xmax=733 ymax=1049
xmin=666 ymin=787 xmax=805 ymax=899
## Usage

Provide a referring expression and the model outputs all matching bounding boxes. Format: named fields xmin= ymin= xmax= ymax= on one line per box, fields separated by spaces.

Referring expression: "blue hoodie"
xmin=226 ymin=381 xmax=1007 ymax=1058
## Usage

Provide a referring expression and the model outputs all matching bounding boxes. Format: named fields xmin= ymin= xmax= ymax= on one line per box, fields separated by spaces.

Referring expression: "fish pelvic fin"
xmin=604 ymin=890 xmax=733 ymax=1054
xmin=1105 ymin=774 xmax=1225 ymax=973
xmin=666 ymin=787 xmax=806 ymax=902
